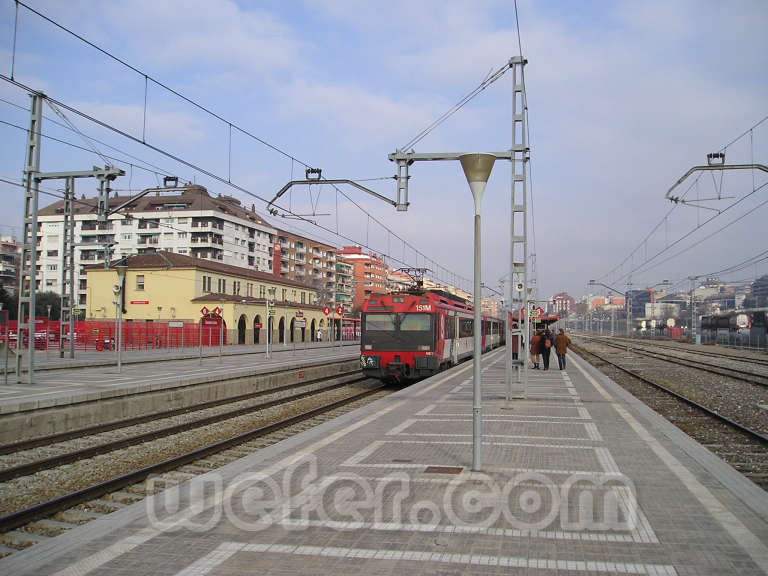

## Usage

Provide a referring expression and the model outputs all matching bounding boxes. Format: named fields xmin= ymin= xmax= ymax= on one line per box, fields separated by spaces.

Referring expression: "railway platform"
xmin=0 ymin=341 xmax=360 ymax=445
xmin=0 ymin=340 xmax=359 ymax=413
xmin=1 ymin=348 xmax=767 ymax=575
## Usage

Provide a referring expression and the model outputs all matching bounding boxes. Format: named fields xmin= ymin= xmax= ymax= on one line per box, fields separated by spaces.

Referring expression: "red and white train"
xmin=360 ymin=290 xmax=505 ymax=383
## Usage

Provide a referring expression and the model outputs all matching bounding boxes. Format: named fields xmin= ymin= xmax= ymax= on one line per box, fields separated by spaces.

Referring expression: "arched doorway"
xmin=289 ymin=318 xmax=295 ymax=342
xmin=278 ymin=317 xmax=285 ymax=343
xmin=254 ymin=315 xmax=262 ymax=344
xmin=237 ymin=314 xmax=247 ymax=344
xmin=311 ymin=319 xmax=316 ymax=341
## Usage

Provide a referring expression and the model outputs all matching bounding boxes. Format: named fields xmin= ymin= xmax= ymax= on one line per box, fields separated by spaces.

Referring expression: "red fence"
xmin=0 ymin=319 xmax=225 ymax=352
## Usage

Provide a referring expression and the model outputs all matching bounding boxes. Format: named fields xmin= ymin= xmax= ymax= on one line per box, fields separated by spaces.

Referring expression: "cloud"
xmin=22 ymin=0 xmax=307 ymax=78
xmin=66 ymin=101 xmax=205 ymax=147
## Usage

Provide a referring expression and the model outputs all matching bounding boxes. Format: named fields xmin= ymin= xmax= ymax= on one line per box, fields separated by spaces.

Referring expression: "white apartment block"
xmin=36 ymin=183 xmax=277 ymax=307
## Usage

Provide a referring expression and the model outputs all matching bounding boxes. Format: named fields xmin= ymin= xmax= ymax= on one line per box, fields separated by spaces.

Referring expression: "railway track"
xmin=0 ymin=373 xmax=365 ymax=483
xmin=580 ymin=335 xmax=768 ymax=387
xmin=573 ymin=342 xmax=768 ymax=489
xmin=0 ymin=379 xmax=388 ymax=557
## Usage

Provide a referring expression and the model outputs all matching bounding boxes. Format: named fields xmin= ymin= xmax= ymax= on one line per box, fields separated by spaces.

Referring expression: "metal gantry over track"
xmin=17 ymin=92 xmax=127 ymax=382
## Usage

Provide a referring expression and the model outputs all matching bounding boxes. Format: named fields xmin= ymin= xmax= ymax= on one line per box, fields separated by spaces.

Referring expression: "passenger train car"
xmin=360 ymin=290 xmax=505 ymax=383
xmin=700 ymin=310 xmax=767 ymax=347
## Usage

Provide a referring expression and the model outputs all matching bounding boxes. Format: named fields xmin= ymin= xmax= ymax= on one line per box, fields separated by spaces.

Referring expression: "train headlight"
xmin=361 ymin=355 xmax=379 ymax=368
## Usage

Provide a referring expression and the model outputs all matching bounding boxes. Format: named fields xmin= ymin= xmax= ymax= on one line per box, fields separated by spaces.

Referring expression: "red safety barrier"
xmin=1 ymin=319 xmax=226 ymax=351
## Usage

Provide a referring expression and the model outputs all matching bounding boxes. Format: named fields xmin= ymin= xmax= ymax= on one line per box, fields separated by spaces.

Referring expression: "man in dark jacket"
xmin=541 ymin=328 xmax=553 ymax=370
xmin=554 ymin=328 xmax=571 ymax=370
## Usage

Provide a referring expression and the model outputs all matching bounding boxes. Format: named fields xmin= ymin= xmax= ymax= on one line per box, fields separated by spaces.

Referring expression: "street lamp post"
xmin=114 ymin=265 xmax=126 ymax=373
xmin=46 ymin=305 xmax=51 ymax=357
xmin=219 ymin=299 xmax=224 ymax=364
xmin=460 ymin=153 xmax=496 ymax=472
xmin=266 ymin=287 xmax=276 ymax=359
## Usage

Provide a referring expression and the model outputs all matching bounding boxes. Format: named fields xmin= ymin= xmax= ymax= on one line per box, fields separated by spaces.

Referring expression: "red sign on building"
xmin=272 ymin=242 xmax=282 ymax=276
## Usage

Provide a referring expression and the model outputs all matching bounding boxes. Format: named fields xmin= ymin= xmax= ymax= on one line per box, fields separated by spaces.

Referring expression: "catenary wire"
xmin=5 ymin=5 xmax=466 ymax=290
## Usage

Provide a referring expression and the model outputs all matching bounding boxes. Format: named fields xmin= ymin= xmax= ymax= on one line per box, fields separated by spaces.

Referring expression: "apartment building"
xmin=335 ymin=259 xmax=354 ymax=314
xmin=271 ymin=229 xmax=337 ymax=302
xmin=0 ymin=236 xmax=20 ymax=295
xmin=337 ymin=246 xmax=388 ymax=313
xmin=36 ymin=182 xmax=276 ymax=308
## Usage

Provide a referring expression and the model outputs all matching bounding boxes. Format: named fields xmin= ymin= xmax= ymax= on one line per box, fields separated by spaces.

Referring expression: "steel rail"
xmin=0 ymin=376 xmax=367 ymax=482
xmin=0 ymin=385 xmax=385 ymax=533
xmin=573 ymin=344 xmax=768 ymax=446
xmin=601 ymin=335 xmax=768 ymax=367
xmin=0 ymin=364 xmax=362 ymax=455
xmin=581 ymin=336 xmax=768 ymax=387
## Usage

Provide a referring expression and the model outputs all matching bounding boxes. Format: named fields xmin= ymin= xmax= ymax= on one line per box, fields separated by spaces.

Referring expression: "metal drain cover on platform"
xmin=424 ymin=466 xmax=463 ymax=474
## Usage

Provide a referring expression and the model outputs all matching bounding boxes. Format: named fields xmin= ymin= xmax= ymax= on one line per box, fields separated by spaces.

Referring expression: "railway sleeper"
xmin=103 ymin=490 xmax=144 ymax=505
xmin=0 ymin=530 xmax=41 ymax=549
xmin=24 ymin=518 xmax=71 ymax=537
xmin=53 ymin=509 xmax=101 ymax=524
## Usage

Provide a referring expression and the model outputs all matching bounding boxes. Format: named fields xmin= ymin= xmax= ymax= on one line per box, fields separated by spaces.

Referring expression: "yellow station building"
xmin=86 ymin=252 xmax=335 ymax=345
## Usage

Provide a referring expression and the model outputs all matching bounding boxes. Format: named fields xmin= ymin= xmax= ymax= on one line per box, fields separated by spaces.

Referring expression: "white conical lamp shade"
xmin=460 ymin=153 xmax=495 ymax=213
xmin=460 ymin=153 xmax=496 ymax=184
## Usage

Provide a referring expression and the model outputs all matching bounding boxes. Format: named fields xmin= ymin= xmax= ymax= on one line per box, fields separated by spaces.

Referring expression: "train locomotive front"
xmin=360 ymin=293 xmax=442 ymax=383
xmin=360 ymin=290 xmax=504 ymax=384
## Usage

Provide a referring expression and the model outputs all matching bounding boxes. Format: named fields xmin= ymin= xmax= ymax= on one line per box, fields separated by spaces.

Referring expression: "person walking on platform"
xmin=530 ymin=330 xmax=542 ymax=369
xmin=541 ymin=328 xmax=553 ymax=370
xmin=554 ymin=328 xmax=571 ymax=370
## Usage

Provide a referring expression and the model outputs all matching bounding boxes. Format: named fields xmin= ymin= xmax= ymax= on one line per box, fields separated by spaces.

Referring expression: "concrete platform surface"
xmin=1 ymin=348 xmax=767 ymax=575
xmin=0 ymin=341 xmax=359 ymax=413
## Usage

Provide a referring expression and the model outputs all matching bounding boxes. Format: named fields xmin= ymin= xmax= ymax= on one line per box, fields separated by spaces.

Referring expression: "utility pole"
xmin=16 ymin=92 xmax=43 ymax=383
xmin=626 ymin=275 xmax=632 ymax=354
xmin=689 ymin=277 xmax=696 ymax=344
xmin=507 ymin=56 xmax=529 ymax=401
xmin=60 ymin=177 xmax=75 ymax=358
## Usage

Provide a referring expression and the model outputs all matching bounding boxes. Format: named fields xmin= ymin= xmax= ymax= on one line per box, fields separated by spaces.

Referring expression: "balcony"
xmin=137 ymin=220 xmax=160 ymax=230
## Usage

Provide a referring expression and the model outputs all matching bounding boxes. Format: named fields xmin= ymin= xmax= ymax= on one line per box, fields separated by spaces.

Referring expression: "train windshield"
xmin=362 ymin=313 xmax=433 ymax=351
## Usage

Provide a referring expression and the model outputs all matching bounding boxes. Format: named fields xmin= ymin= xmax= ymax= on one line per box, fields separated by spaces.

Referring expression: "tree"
xmin=35 ymin=291 xmax=61 ymax=320
xmin=309 ymin=279 xmax=334 ymax=307
xmin=0 ymin=285 xmax=17 ymax=320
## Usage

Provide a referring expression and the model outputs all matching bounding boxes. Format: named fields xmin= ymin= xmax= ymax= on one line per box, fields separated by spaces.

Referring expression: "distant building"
xmin=335 ymin=259 xmax=354 ymax=314
xmin=645 ymin=302 xmax=680 ymax=319
xmin=627 ymin=290 xmax=651 ymax=318
xmin=0 ymin=236 xmax=20 ymax=295
xmin=337 ymin=246 xmax=388 ymax=314
xmin=271 ymin=229 xmax=337 ymax=302
xmin=387 ymin=269 xmax=414 ymax=293
xmin=552 ymin=292 xmax=575 ymax=316
xmin=481 ymin=297 xmax=500 ymax=317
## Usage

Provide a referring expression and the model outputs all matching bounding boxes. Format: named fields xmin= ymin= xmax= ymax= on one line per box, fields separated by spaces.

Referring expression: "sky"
xmin=0 ymin=0 xmax=766 ymax=303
